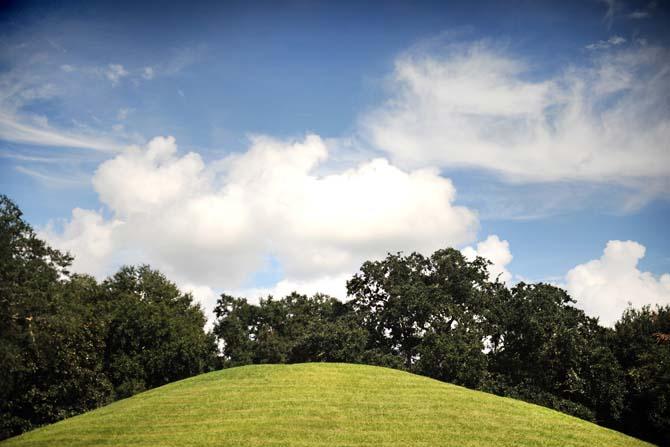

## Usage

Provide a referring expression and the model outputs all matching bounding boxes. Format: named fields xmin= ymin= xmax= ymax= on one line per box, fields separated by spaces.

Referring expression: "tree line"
xmin=1 ymin=195 xmax=668 ymax=445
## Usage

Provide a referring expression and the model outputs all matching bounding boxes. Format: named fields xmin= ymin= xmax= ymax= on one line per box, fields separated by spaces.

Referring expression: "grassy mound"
xmin=3 ymin=363 xmax=652 ymax=447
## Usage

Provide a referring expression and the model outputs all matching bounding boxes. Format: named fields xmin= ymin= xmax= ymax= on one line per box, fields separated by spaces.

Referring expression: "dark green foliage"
xmin=0 ymin=196 xmax=111 ymax=439
xmin=484 ymin=283 xmax=625 ymax=424
xmin=0 ymin=196 xmax=217 ymax=440
xmin=415 ymin=322 xmax=488 ymax=388
xmin=213 ymin=292 xmax=369 ymax=366
xmin=2 ymin=193 xmax=668 ymax=445
xmin=101 ymin=266 xmax=218 ymax=398
xmin=613 ymin=306 xmax=670 ymax=445
xmin=346 ymin=249 xmax=491 ymax=387
xmin=211 ymin=248 xmax=669 ymax=445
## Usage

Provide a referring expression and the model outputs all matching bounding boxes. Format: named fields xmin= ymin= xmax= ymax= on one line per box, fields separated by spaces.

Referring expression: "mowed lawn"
xmin=2 ymin=363 xmax=653 ymax=447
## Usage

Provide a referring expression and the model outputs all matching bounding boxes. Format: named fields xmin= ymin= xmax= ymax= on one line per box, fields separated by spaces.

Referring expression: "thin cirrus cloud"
xmin=0 ymin=58 xmax=125 ymax=151
xmin=0 ymin=38 xmax=201 ymax=154
xmin=0 ymin=112 xmax=121 ymax=152
xmin=42 ymin=135 xmax=479 ymax=294
xmin=362 ymin=40 xmax=670 ymax=197
xmin=585 ymin=35 xmax=626 ymax=50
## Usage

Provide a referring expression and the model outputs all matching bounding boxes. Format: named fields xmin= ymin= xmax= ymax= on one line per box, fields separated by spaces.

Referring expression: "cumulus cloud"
xmin=41 ymin=208 xmax=123 ymax=277
xmin=462 ymin=235 xmax=513 ymax=283
xmin=178 ymin=283 xmax=221 ymax=328
xmin=566 ymin=240 xmax=670 ymax=326
xmin=460 ymin=237 xmax=669 ymax=325
xmin=231 ymin=273 xmax=351 ymax=304
xmin=45 ymin=135 xmax=479 ymax=310
xmin=363 ymin=41 xmax=670 ymax=193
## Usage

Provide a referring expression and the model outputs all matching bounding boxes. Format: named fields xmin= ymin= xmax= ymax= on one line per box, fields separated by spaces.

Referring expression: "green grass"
xmin=3 ymin=363 xmax=653 ymax=447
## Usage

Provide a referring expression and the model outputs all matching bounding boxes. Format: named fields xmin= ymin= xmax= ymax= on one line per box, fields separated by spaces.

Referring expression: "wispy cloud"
xmin=116 ymin=108 xmax=133 ymax=120
xmin=628 ymin=10 xmax=650 ymax=19
xmin=142 ymin=67 xmax=154 ymax=80
xmin=362 ymin=40 xmax=670 ymax=199
xmin=0 ymin=149 xmax=83 ymax=164
xmin=598 ymin=0 xmax=656 ymax=23
xmin=14 ymin=165 xmax=89 ymax=188
xmin=598 ymin=0 xmax=622 ymax=27
xmin=628 ymin=1 xmax=657 ymax=19
xmin=103 ymin=64 xmax=128 ymax=85
xmin=0 ymin=39 xmax=133 ymax=151
xmin=55 ymin=45 xmax=202 ymax=87
xmin=0 ymin=112 xmax=121 ymax=151
xmin=585 ymin=35 xmax=626 ymax=50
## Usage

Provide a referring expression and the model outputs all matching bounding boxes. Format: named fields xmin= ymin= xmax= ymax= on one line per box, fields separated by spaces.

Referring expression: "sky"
xmin=1 ymin=0 xmax=669 ymax=326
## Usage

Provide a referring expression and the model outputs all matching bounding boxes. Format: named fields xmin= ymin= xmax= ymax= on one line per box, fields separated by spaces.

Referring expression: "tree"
xmin=613 ymin=306 xmax=670 ymax=445
xmin=213 ymin=292 xmax=369 ymax=366
xmin=347 ymin=248 xmax=492 ymax=386
xmin=284 ymin=294 xmax=368 ymax=364
xmin=0 ymin=196 xmax=111 ymax=440
xmin=212 ymin=294 xmax=259 ymax=366
xmin=484 ymin=283 xmax=625 ymax=424
xmin=100 ymin=265 xmax=218 ymax=398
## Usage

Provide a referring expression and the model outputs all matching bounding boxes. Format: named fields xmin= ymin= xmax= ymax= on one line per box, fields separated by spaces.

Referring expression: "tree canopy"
xmin=1 ymin=194 xmax=668 ymax=446
xmin=0 ymin=195 xmax=217 ymax=440
xmin=214 ymin=250 xmax=670 ymax=445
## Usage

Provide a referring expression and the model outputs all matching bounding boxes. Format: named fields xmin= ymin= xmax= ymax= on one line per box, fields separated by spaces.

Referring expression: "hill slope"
xmin=3 ymin=363 xmax=652 ymax=447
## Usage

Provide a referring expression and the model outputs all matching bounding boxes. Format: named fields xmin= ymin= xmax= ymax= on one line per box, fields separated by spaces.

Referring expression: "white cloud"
xmin=142 ymin=67 xmax=155 ymax=80
xmin=14 ymin=165 xmax=88 ymax=188
xmin=40 ymin=208 xmax=123 ymax=278
xmin=566 ymin=240 xmax=670 ymax=326
xmin=462 ymin=235 xmax=513 ymax=283
xmin=179 ymin=283 xmax=220 ymax=329
xmin=628 ymin=1 xmax=655 ymax=20
xmin=0 ymin=55 xmax=126 ymax=151
xmin=104 ymin=64 xmax=128 ymax=85
xmin=0 ymin=111 xmax=121 ymax=151
xmin=363 ymin=41 xmax=670 ymax=193
xmin=585 ymin=35 xmax=627 ymax=50
xmin=598 ymin=0 xmax=622 ymax=25
xmin=461 ymin=237 xmax=670 ymax=326
xmin=45 ymin=134 xmax=479 ymax=313
xmin=116 ymin=108 xmax=132 ymax=120
xmin=230 ymin=273 xmax=351 ymax=304
xmin=628 ymin=10 xmax=650 ymax=19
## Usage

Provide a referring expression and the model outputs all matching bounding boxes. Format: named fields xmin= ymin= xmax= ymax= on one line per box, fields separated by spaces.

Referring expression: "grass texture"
xmin=3 ymin=363 xmax=653 ymax=447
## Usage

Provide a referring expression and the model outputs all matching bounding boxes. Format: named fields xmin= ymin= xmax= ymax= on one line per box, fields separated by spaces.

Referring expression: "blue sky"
xmin=1 ymin=0 xmax=669 ymax=324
